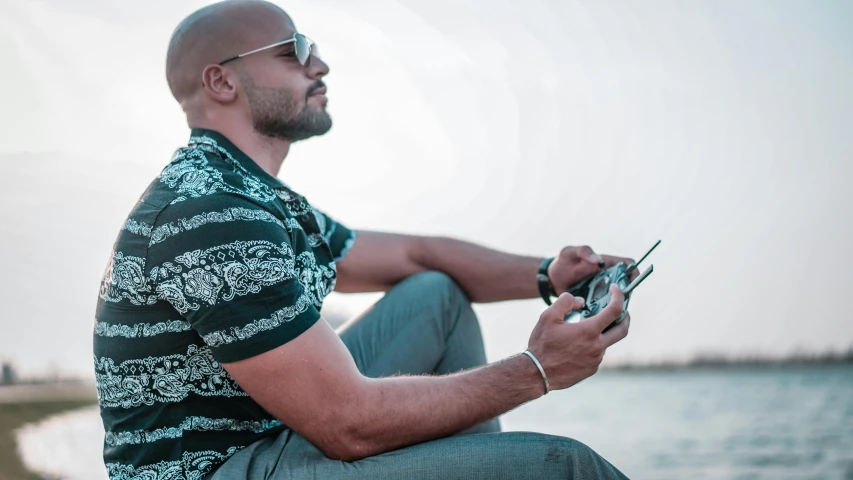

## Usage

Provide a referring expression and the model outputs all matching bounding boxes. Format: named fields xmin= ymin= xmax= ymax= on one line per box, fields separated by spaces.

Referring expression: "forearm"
xmin=412 ymin=235 xmax=544 ymax=302
xmin=342 ymin=354 xmax=544 ymax=460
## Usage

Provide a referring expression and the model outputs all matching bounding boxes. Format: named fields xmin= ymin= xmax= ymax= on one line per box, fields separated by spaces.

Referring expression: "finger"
xmin=602 ymin=314 xmax=630 ymax=347
xmin=576 ymin=245 xmax=604 ymax=268
xmin=595 ymin=284 xmax=625 ymax=332
xmin=545 ymin=293 xmax=585 ymax=320
xmin=601 ymin=255 xmax=634 ymax=270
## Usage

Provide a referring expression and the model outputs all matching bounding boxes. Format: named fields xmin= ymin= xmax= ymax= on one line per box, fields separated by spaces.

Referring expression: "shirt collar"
xmin=188 ymin=128 xmax=287 ymax=190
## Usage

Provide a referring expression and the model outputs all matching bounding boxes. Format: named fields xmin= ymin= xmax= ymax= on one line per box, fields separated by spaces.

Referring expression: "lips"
xmin=309 ymin=86 xmax=327 ymax=97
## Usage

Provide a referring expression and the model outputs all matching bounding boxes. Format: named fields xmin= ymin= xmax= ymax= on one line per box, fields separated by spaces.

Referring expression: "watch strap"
xmin=537 ymin=257 xmax=556 ymax=305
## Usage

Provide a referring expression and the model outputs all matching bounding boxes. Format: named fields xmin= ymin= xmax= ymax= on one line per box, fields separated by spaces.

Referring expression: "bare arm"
xmin=335 ymin=231 xmax=542 ymax=302
xmin=223 ymin=319 xmax=542 ymax=461
xmin=333 ymin=231 xmax=428 ymax=294
xmin=222 ymin=288 xmax=630 ymax=462
xmin=336 ymin=232 xmax=635 ymax=303
xmin=411 ymin=235 xmax=544 ymax=302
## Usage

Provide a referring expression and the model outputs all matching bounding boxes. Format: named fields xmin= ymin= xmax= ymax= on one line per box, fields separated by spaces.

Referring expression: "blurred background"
xmin=0 ymin=0 xmax=851 ymax=479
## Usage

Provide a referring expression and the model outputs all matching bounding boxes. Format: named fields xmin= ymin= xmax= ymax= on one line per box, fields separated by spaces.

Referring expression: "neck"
xmin=192 ymin=121 xmax=291 ymax=178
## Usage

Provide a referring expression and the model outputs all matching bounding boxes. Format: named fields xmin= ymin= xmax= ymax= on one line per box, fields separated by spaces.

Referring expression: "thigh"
xmin=340 ymin=432 xmax=629 ymax=480
xmin=216 ymin=430 xmax=629 ymax=480
xmin=334 ymin=271 xmax=499 ymax=435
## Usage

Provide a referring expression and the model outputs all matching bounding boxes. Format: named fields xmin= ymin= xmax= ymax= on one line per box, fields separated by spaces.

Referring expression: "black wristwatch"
xmin=537 ymin=257 xmax=557 ymax=305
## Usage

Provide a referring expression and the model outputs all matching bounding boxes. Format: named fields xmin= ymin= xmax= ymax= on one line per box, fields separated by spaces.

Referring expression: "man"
xmin=93 ymin=1 xmax=638 ymax=478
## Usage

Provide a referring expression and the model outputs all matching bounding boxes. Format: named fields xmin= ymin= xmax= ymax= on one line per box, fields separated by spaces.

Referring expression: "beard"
xmin=241 ymin=74 xmax=332 ymax=142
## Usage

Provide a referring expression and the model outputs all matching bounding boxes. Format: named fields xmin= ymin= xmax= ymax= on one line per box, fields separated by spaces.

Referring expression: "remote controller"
xmin=564 ymin=240 xmax=660 ymax=332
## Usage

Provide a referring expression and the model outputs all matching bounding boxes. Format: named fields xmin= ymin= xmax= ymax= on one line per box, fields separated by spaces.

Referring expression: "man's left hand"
xmin=546 ymin=246 xmax=638 ymax=296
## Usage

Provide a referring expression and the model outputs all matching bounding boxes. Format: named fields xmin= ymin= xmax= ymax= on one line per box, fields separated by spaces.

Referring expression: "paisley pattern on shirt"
xmin=124 ymin=218 xmax=153 ymax=237
xmin=170 ymin=134 xmax=282 ymax=206
xmin=99 ymin=252 xmax=156 ymax=306
xmin=105 ymin=447 xmax=240 ymax=480
xmin=95 ymin=319 xmax=192 ymax=338
xmin=105 ymin=416 xmax=282 ymax=446
xmin=101 ymin=239 xmax=337 ymax=314
xmin=147 ymin=207 xmax=290 ymax=246
xmin=151 ymin=239 xmax=300 ymax=313
xmin=161 ymin=144 xmax=277 ymax=205
xmin=201 ymin=292 xmax=313 ymax=347
xmin=95 ymin=344 xmax=246 ymax=409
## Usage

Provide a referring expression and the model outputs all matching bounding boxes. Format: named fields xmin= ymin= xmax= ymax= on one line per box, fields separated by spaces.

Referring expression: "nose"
xmin=306 ymin=48 xmax=329 ymax=79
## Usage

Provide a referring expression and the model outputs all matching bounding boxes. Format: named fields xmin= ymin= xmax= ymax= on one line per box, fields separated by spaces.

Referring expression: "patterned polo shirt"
xmin=93 ymin=129 xmax=356 ymax=480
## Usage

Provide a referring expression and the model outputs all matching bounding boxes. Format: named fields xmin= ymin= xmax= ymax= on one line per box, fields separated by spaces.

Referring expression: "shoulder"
xmin=143 ymin=192 xmax=289 ymax=256
xmin=146 ymin=139 xmax=280 ymax=211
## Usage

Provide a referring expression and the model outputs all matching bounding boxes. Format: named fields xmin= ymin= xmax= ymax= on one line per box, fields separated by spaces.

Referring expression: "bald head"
xmin=165 ymin=0 xmax=332 ymax=143
xmin=166 ymin=0 xmax=293 ymax=103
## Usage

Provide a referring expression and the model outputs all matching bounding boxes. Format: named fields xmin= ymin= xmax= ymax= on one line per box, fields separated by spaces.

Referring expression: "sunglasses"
xmin=218 ymin=33 xmax=318 ymax=66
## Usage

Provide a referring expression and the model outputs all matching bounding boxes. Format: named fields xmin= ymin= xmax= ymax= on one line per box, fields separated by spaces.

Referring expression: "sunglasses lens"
xmin=295 ymin=34 xmax=311 ymax=65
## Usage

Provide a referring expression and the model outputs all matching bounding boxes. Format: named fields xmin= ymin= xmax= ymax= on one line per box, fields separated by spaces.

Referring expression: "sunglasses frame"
xmin=218 ymin=33 xmax=316 ymax=66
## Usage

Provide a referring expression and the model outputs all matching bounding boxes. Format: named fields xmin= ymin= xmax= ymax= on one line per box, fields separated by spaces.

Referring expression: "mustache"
xmin=307 ymin=81 xmax=326 ymax=99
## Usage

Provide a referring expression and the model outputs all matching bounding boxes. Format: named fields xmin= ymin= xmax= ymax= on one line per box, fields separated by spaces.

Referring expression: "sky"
xmin=0 ymin=0 xmax=851 ymax=378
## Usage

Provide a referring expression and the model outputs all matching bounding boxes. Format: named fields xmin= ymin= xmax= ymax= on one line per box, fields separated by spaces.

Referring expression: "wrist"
xmin=521 ymin=350 xmax=550 ymax=395
xmin=511 ymin=353 xmax=547 ymax=400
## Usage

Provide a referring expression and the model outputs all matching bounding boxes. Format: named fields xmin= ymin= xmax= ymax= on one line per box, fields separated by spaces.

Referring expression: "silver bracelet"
xmin=522 ymin=350 xmax=550 ymax=395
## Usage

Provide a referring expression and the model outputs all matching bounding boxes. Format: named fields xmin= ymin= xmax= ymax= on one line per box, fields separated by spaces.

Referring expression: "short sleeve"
xmin=311 ymin=207 xmax=357 ymax=262
xmin=146 ymin=194 xmax=320 ymax=363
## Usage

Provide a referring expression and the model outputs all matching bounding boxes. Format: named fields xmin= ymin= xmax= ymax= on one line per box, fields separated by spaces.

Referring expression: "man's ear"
xmin=201 ymin=65 xmax=239 ymax=103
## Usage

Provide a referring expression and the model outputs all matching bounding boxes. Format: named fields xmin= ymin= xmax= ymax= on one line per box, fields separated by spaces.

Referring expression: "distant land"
xmin=606 ymin=347 xmax=853 ymax=371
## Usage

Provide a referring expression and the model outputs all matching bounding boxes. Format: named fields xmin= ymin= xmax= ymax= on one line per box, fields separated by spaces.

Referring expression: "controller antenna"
xmin=626 ymin=240 xmax=661 ymax=274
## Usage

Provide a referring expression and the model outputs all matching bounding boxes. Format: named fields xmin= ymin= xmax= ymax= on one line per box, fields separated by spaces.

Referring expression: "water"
xmin=503 ymin=365 xmax=853 ymax=479
xmin=17 ymin=406 xmax=108 ymax=480
xmin=17 ymin=366 xmax=853 ymax=479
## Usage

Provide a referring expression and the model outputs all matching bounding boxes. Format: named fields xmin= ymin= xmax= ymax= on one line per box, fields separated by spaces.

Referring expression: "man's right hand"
xmin=526 ymin=284 xmax=631 ymax=391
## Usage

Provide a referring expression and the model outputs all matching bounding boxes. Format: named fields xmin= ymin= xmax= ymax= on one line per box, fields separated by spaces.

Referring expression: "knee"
xmin=543 ymin=436 xmax=620 ymax=477
xmin=468 ymin=433 xmax=619 ymax=479
xmin=544 ymin=437 xmax=595 ymax=462
xmin=407 ymin=271 xmax=471 ymax=308
xmin=406 ymin=271 xmax=476 ymax=329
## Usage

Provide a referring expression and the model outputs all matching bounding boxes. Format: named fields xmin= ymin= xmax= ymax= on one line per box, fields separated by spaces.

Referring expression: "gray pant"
xmin=211 ymin=271 xmax=629 ymax=479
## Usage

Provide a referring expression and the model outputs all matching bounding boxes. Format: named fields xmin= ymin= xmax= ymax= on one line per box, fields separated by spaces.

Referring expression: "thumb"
xmin=546 ymin=292 xmax=586 ymax=320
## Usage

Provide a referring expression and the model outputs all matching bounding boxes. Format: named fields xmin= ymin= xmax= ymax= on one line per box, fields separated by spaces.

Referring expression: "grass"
xmin=0 ymin=387 xmax=97 ymax=480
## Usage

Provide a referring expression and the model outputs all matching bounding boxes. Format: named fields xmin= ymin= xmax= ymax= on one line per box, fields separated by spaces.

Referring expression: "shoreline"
xmin=0 ymin=383 xmax=98 ymax=480
xmin=0 ymin=382 xmax=97 ymax=404
xmin=603 ymin=356 xmax=853 ymax=372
